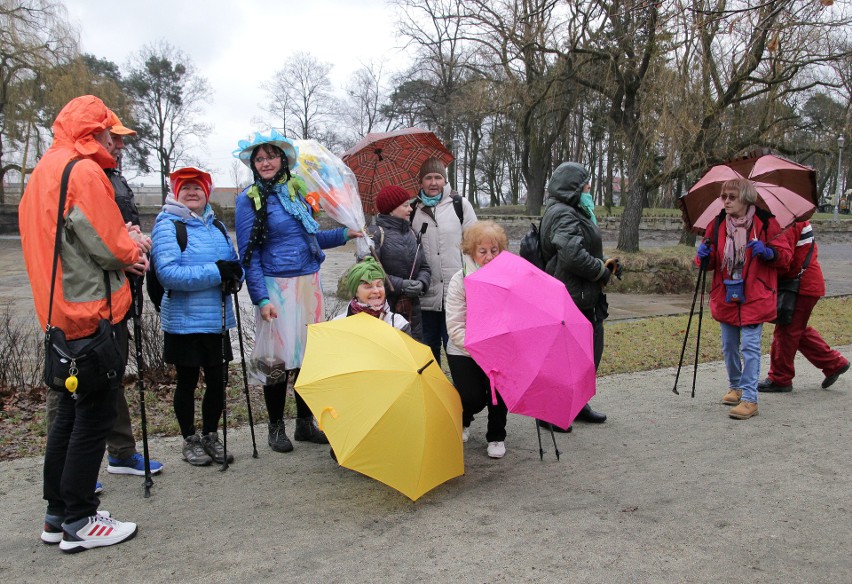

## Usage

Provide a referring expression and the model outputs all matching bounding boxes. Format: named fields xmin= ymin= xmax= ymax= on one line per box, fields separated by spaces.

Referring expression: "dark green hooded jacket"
xmin=540 ymin=162 xmax=609 ymax=312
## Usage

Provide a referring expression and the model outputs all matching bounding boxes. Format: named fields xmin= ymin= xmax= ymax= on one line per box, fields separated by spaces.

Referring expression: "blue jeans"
xmin=720 ymin=322 xmax=763 ymax=404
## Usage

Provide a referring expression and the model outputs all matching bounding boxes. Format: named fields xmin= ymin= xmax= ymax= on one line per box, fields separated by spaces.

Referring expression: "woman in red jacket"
xmin=695 ymin=178 xmax=792 ymax=419
xmin=758 ymin=221 xmax=849 ymax=392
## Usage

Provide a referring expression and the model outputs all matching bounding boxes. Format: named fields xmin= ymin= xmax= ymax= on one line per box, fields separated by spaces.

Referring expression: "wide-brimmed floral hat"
xmin=233 ymin=129 xmax=299 ymax=170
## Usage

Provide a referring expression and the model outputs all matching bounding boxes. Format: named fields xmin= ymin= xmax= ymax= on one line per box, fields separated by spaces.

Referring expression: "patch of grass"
xmin=600 ymin=296 xmax=851 ymax=376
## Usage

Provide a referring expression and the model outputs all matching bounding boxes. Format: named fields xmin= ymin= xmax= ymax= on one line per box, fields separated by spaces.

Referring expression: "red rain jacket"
xmin=702 ymin=208 xmax=793 ymax=327
xmin=777 ymin=221 xmax=824 ymax=298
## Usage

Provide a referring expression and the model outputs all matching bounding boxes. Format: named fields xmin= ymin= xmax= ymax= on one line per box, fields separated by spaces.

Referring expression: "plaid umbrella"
xmin=679 ymin=152 xmax=817 ymax=233
xmin=341 ymin=128 xmax=454 ymax=215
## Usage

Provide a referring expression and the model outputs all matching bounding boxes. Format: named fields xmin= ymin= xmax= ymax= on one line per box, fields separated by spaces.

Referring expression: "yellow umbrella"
xmin=295 ymin=313 xmax=464 ymax=501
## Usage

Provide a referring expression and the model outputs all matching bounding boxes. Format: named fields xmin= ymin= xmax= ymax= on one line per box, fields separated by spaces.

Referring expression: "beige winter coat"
xmin=410 ymin=185 xmax=477 ymax=312
xmin=444 ymin=255 xmax=480 ymax=357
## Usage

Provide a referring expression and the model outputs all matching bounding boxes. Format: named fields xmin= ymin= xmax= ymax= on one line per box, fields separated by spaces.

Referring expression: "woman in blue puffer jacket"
xmin=233 ymin=130 xmax=362 ymax=455
xmin=152 ymin=167 xmax=243 ymax=468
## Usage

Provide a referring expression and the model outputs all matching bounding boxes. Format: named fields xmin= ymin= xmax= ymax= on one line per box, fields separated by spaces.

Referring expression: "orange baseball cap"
xmin=106 ymin=109 xmax=137 ymax=136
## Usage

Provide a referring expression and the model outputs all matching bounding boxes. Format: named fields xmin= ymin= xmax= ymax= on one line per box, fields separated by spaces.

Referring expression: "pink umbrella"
xmin=464 ymin=252 xmax=596 ymax=431
xmin=679 ymin=152 xmax=817 ymax=233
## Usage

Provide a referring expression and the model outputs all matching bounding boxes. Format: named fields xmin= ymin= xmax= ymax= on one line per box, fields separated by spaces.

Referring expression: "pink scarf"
xmin=722 ymin=205 xmax=755 ymax=276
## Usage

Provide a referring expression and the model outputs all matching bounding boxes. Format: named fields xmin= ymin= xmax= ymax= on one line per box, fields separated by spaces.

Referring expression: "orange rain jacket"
xmin=19 ymin=95 xmax=140 ymax=340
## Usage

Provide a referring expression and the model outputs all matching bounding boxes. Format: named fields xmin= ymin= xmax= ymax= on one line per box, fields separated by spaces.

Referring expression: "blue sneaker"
xmin=107 ymin=452 xmax=164 ymax=476
xmin=94 ymin=481 xmax=104 ymax=495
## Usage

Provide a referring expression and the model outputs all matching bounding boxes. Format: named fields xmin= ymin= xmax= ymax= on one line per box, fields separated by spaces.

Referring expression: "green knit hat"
xmin=346 ymin=257 xmax=386 ymax=297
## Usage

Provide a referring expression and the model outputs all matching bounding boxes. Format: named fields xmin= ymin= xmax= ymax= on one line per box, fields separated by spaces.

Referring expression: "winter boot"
xmin=201 ymin=431 xmax=234 ymax=464
xmin=268 ymin=420 xmax=294 ymax=453
xmin=294 ymin=417 xmax=329 ymax=444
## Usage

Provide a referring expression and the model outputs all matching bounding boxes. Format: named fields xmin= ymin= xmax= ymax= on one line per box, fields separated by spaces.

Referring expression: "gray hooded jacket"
xmin=539 ymin=162 xmax=609 ymax=313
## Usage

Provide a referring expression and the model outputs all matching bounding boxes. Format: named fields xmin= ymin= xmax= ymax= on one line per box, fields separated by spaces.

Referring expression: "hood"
xmin=159 ymin=194 xmax=210 ymax=222
xmin=51 ymin=95 xmax=116 ymax=169
xmin=546 ymin=162 xmax=589 ymax=208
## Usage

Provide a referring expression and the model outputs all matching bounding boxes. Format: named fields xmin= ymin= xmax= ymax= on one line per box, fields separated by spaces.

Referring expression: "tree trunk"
xmin=524 ymin=165 xmax=548 ymax=215
xmin=617 ymin=139 xmax=645 ymax=253
xmin=467 ymin=125 xmax=481 ymax=207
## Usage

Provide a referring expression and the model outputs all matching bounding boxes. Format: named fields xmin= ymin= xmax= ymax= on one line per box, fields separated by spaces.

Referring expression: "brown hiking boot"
xmin=721 ymin=389 xmax=742 ymax=405
xmin=729 ymin=401 xmax=758 ymax=419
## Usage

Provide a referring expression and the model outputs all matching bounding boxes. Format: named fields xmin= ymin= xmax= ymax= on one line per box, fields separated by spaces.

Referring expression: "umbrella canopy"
xmin=295 ymin=313 xmax=463 ymax=501
xmin=679 ymin=153 xmax=817 ymax=233
xmin=341 ymin=128 xmax=454 ymax=214
xmin=464 ymin=252 xmax=596 ymax=430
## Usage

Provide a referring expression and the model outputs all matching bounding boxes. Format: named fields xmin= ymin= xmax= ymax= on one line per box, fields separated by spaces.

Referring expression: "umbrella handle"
xmin=487 ymin=371 xmax=499 ymax=406
xmin=317 ymin=407 xmax=338 ymax=432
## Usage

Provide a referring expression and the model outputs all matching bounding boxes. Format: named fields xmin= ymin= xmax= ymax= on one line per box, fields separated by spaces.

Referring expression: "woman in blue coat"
xmin=234 ymin=130 xmax=361 ymax=454
xmin=152 ymin=167 xmax=243 ymax=467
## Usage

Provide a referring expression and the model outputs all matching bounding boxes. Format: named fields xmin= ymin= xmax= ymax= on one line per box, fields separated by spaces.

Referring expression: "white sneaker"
xmin=41 ymin=510 xmax=109 ymax=545
xmin=59 ymin=514 xmax=138 ymax=553
xmin=462 ymin=427 xmax=470 ymax=443
xmin=487 ymin=441 xmax=506 ymax=459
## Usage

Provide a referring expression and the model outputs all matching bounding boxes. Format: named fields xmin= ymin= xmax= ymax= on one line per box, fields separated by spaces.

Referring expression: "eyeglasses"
xmin=720 ymin=193 xmax=739 ymax=202
xmin=254 ymin=155 xmax=281 ymax=165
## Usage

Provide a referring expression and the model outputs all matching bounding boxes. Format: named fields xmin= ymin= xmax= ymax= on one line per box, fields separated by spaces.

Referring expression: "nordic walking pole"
xmin=690 ymin=264 xmax=708 ymax=399
xmin=408 ymin=223 xmax=428 ymax=279
xmin=673 ymin=258 xmax=707 ymax=395
xmin=130 ymin=279 xmax=154 ymax=497
xmin=232 ymin=289 xmax=258 ymax=458
xmin=220 ymin=286 xmax=230 ymax=472
xmin=535 ymin=420 xmax=544 ymax=460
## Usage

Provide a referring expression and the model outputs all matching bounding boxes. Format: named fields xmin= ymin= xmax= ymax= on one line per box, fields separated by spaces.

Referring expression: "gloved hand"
xmin=605 ymin=258 xmax=623 ymax=280
xmin=747 ymin=239 xmax=775 ymax=261
xmin=401 ymin=279 xmax=425 ymax=297
xmin=216 ymin=260 xmax=243 ymax=292
xmin=696 ymin=242 xmax=712 ymax=260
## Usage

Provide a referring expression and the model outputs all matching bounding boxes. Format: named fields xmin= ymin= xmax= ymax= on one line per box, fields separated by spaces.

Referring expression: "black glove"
xmin=401 ymin=279 xmax=425 ymax=297
xmin=599 ymin=265 xmax=611 ymax=285
xmin=216 ymin=260 xmax=243 ymax=292
xmin=605 ymin=258 xmax=623 ymax=280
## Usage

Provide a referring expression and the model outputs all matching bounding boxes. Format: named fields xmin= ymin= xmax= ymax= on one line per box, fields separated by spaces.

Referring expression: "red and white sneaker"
xmin=41 ymin=510 xmax=109 ymax=545
xmin=58 ymin=514 xmax=137 ymax=553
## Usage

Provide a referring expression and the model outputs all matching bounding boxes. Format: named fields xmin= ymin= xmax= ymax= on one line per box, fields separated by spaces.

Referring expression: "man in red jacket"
xmin=759 ymin=222 xmax=849 ymax=392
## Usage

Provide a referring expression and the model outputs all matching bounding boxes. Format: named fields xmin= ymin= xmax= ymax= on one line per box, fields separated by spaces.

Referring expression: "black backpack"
xmin=409 ymin=194 xmax=465 ymax=225
xmin=519 ymin=220 xmax=546 ymax=270
xmin=147 ymin=218 xmax=228 ymax=311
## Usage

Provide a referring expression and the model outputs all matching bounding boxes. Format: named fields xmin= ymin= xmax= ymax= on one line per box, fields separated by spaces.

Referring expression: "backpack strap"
xmin=451 ymin=194 xmax=464 ymax=225
xmin=409 ymin=195 xmax=465 ymax=225
xmin=172 ymin=220 xmax=188 ymax=252
xmin=46 ymin=159 xmax=82 ymax=329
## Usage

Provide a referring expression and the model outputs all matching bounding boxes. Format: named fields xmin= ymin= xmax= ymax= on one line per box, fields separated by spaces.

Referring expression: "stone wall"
xmin=3 ymin=204 xmax=851 ymax=242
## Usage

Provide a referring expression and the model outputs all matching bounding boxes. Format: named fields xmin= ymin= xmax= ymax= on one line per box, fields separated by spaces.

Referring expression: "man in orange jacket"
xmin=19 ymin=95 xmax=143 ymax=552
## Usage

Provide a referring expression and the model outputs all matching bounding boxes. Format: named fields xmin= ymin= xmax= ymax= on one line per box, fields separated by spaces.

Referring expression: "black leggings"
xmin=174 ymin=364 xmax=226 ymax=439
xmin=263 ymin=369 xmax=312 ymax=423
xmin=447 ymin=354 xmax=508 ymax=442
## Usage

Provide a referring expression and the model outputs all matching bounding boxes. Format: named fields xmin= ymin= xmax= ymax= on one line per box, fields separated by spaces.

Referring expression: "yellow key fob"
xmin=65 ymin=375 xmax=78 ymax=393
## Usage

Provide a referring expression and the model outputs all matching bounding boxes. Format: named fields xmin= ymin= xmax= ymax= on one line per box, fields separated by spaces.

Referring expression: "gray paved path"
xmin=0 ymin=234 xmax=848 ymax=583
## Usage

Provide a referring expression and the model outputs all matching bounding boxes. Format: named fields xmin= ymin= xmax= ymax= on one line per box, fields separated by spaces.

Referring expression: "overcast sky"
xmin=64 ymin=0 xmax=410 ymax=187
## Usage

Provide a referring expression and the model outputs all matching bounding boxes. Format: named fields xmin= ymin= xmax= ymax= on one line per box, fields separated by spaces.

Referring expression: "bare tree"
xmin=341 ymin=61 xmax=394 ymax=146
xmin=229 ymin=159 xmax=251 ymax=190
xmin=0 ymin=0 xmax=76 ymax=202
xmin=125 ymin=40 xmax=211 ymax=203
xmin=262 ymin=51 xmax=338 ymax=141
